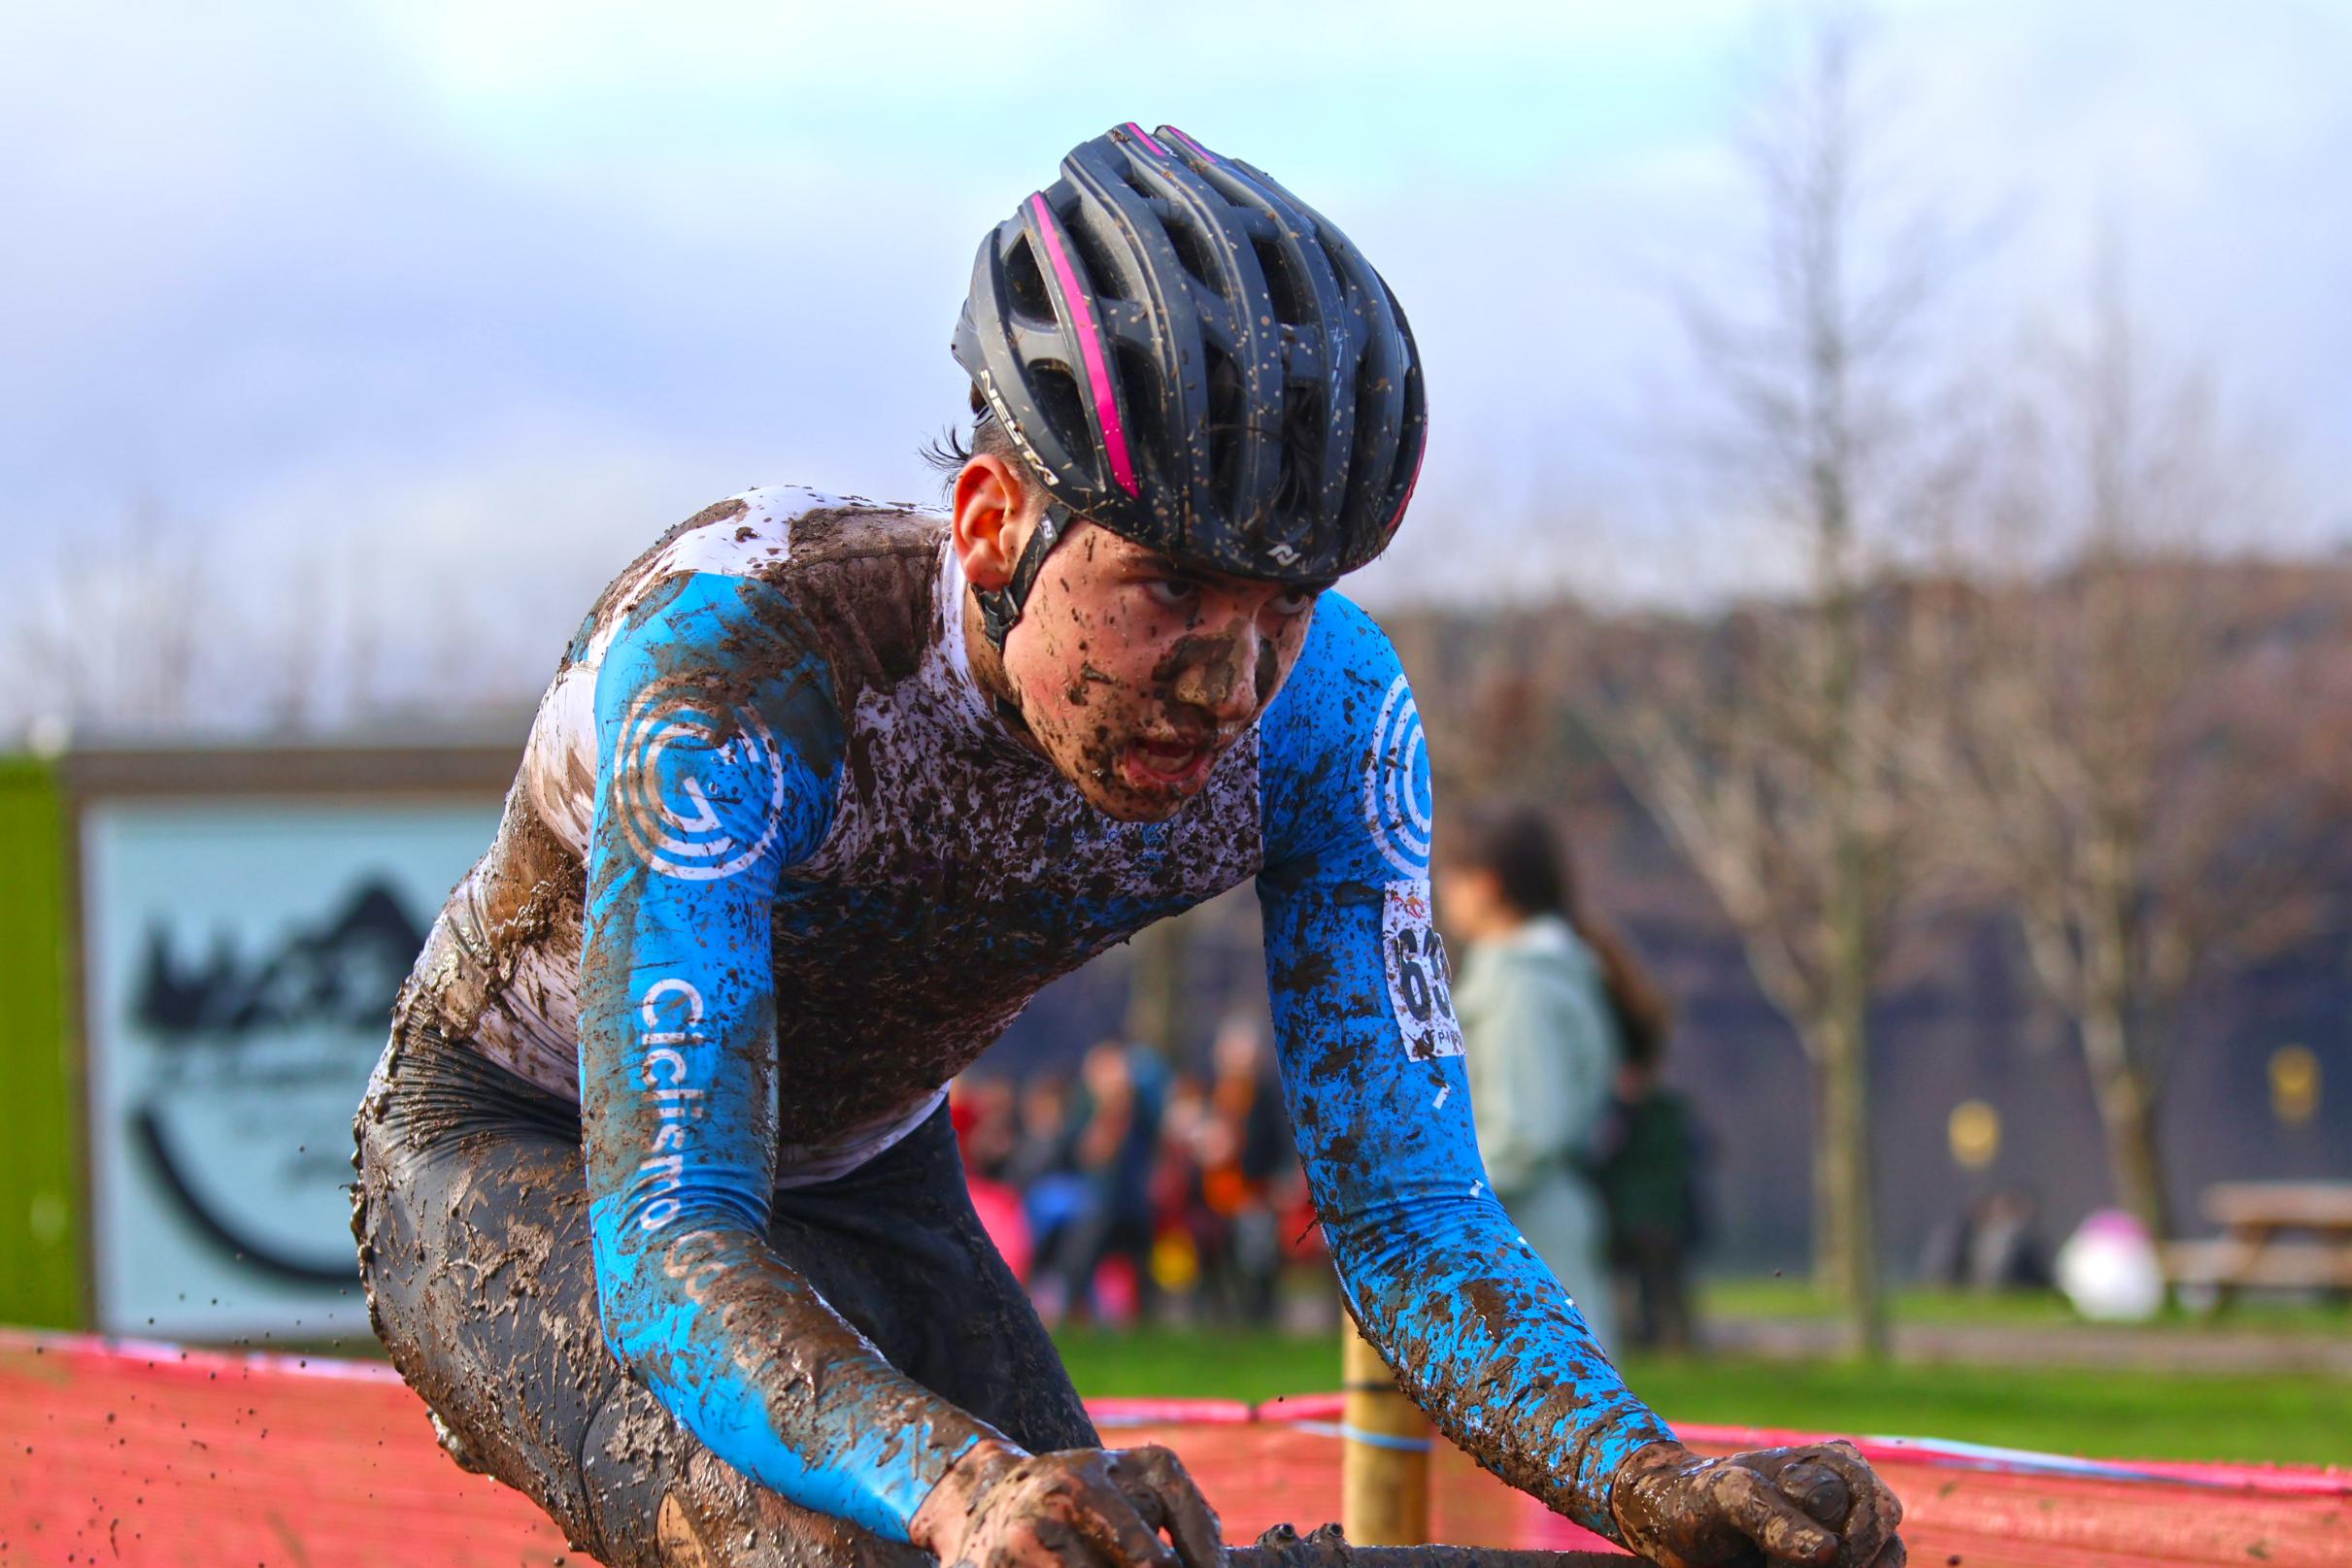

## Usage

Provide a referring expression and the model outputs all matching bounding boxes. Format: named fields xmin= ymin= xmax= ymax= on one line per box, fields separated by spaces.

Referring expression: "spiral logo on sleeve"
xmin=1362 ymin=674 xmax=1432 ymax=878
xmin=613 ymin=678 xmax=787 ymax=882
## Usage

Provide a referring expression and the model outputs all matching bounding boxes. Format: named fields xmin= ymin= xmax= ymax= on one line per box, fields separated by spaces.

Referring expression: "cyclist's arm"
xmin=1254 ymin=595 xmax=1675 ymax=1542
xmin=580 ymin=572 xmax=996 ymax=1541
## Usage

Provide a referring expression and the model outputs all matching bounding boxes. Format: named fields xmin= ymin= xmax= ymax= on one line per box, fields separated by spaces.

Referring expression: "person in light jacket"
xmin=1438 ymin=804 xmax=1674 ymax=1352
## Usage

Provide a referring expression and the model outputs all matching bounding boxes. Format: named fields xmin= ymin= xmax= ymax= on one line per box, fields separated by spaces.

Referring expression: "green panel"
xmin=0 ymin=756 xmax=82 ymax=1327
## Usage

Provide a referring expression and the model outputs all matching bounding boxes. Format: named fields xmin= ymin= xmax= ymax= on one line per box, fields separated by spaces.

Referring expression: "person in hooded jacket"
xmin=1439 ymin=804 xmax=1677 ymax=1353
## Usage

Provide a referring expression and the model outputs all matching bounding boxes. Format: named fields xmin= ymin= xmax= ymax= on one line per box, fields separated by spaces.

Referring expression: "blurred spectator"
xmin=1033 ymin=1041 xmax=1165 ymax=1324
xmin=1193 ymin=1018 xmax=1295 ymax=1324
xmin=951 ymin=1073 xmax=1021 ymax=1184
xmin=1439 ymin=804 xmax=1672 ymax=1351
xmin=1595 ymin=1050 xmax=1704 ymax=1351
xmin=1149 ymin=1070 xmax=1211 ymax=1300
xmin=956 ymin=1030 xmax=1314 ymax=1326
xmin=1920 ymin=1186 xmax=2052 ymax=1294
xmin=1007 ymin=1073 xmax=1087 ymax=1318
xmin=1006 ymin=1072 xmax=1076 ymax=1188
xmin=952 ymin=1074 xmax=1034 ymax=1282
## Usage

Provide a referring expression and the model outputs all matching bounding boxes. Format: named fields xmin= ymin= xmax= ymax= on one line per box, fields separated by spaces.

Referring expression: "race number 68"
xmin=1381 ymin=882 xmax=1464 ymax=1058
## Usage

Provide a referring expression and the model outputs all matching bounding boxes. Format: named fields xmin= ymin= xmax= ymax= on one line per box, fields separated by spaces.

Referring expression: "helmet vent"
xmin=1203 ymin=346 xmax=1246 ymax=511
xmin=1253 ymin=236 xmax=1309 ymax=327
xmin=1277 ymin=384 xmax=1326 ymax=513
xmin=1314 ymin=228 xmax=1358 ymax=284
xmin=1116 ymin=160 xmax=1160 ymax=202
xmin=1342 ymin=348 xmax=1390 ymax=520
xmin=1064 ymin=218 xmax=1129 ymax=302
xmin=1007 ymin=238 xmax=1055 ymax=325
xmin=1165 ymin=217 xmax=1221 ymax=291
xmin=1114 ymin=344 xmax=1167 ymax=492
xmin=1027 ymin=361 xmax=1091 ymax=473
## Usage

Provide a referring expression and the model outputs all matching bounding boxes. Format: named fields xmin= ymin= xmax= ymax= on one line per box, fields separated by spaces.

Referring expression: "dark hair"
xmin=921 ymin=384 xmax=1048 ymax=500
xmin=1445 ymin=803 xmax=1672 ymax=1068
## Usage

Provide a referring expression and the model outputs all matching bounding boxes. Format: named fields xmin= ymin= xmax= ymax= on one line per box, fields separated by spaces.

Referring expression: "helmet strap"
xmin=976 ymin=499 xmax=1075 ymax=651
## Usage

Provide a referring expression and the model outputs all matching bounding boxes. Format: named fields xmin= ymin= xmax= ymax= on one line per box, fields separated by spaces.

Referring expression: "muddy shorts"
xmin=351 ymin=1020 xmax=1097 ymax=1568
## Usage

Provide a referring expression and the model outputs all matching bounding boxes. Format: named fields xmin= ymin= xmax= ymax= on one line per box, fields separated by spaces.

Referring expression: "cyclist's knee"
xmin=584 ymin=1398 xmax=923 ymax=1568
xmin=656 ymin=1491 xmax=722 ymax=1566
xmin=580 ymin=1378 xmax=697 ymax=1565
xmin=428 ymin=1408 xmax=493 ymax=1476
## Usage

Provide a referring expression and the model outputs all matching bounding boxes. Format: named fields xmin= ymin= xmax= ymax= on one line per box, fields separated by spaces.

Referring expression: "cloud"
xmin=3 ymin=0 xmax=2348 ymax=729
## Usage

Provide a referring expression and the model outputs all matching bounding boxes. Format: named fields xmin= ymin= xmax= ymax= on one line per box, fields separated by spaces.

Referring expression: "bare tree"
xmin=1578 ymin=14 xmax=1971 ymax=1357
xmin=1923 ymin=268 xmax=2334 ymax=1238
xmin=9 ymin=493 xmax=211 ymax=737
xmin=6 ymin=498 xmax=451 ymax=742
xmin=1125 ymin=915 xmax=1196 ymax=1060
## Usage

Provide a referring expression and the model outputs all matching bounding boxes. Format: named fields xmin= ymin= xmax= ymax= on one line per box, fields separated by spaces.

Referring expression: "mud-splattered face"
xmin=1005 ymin=521 xmax=1318 ymax=820
xmin=953 ymin=455 xmax=1321 ymax=822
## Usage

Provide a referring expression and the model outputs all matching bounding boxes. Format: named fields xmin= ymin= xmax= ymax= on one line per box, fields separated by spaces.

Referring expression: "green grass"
xmin=1612 ymin=1353 xmax=2351 ymax=1468
xmin=1698 ymin=1277 xmax=2352 ymax=1334
xmin=1051 ymin=1327 xmax=2352 ymax=1469
xmin=1055 ymin=1326 xmax=1348 ymax=1404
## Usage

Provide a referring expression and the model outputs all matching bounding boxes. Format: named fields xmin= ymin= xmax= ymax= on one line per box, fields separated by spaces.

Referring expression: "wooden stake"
xmin=1340 ymin=1319 xmax=1432 ymax=1545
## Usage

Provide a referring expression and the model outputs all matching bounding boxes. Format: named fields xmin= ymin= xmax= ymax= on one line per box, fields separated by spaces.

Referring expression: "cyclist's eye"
xmin=1269 ymin=587 xmax=1318 ymax=617
xmin=1145 ymin=577 xmax=1201 ymax=609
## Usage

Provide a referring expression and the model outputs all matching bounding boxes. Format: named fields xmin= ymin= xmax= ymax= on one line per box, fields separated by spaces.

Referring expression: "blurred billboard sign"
xmin=71 ymin=746 xmax=510 ymax=1339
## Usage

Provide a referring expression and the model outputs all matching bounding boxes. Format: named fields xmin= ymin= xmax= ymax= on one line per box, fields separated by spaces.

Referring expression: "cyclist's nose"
xmin=1169 ymin=630 xmax=1262 ymax=722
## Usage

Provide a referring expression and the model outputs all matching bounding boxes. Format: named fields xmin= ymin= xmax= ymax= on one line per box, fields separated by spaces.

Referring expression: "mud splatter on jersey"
xmin=396 ymin=486 xmax=1671 ymax=1543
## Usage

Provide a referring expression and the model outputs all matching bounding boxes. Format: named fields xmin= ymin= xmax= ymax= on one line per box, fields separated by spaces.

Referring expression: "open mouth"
xmin=1122 ymin=734 xmax=1218 ymax=792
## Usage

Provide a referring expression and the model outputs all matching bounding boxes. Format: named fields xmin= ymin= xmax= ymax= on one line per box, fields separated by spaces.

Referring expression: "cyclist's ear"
xmin=953 ymin=451 xmax=1042 ymax=591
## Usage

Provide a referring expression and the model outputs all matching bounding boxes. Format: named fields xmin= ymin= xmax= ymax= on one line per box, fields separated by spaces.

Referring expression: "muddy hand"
xmin=1609 ymin=1439 xmax=1904 ymax=1568
xmin=911 ymin=1437 xmax=1226 ymax=1568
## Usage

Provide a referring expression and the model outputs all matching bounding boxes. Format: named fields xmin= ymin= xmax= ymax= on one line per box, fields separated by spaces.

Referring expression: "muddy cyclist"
xmin=352 ymin=122 xmax=1907 ymax=1568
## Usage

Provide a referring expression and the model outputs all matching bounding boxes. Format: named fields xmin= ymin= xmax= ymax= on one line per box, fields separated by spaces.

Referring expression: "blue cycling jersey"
xmin=404 ymin=487 xmax=1673 ymax=1544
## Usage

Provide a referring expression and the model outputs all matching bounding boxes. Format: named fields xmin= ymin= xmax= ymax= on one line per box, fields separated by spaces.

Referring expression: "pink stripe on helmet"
xmin=1028 ymin=193 xmax=1139 ymax=498
xmin=1160 ymin=125 xmax=1218 ymax=164
xmin=1124 ymin=121 xmax=1168 ymax=157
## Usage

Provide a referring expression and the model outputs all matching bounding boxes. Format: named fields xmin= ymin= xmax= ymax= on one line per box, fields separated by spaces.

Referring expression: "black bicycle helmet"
xmin=953 ymin=122 xmax=1427 ymax=646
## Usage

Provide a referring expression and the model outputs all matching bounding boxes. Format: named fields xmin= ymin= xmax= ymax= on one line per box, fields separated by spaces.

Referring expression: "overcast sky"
xmin=6 ymin=0 xmax=2349 ymax=727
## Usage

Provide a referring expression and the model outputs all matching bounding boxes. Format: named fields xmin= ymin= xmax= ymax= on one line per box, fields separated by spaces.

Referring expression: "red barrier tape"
xmin=3 ymin=1330 xmax=2345 ymax=1568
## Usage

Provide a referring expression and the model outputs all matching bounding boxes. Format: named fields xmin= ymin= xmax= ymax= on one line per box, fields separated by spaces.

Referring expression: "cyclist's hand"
xmin=1609 ymin=1438 xmax=1904 ymax=1568
xmin=911 ymin=1439 xmax=1225 ymax=1568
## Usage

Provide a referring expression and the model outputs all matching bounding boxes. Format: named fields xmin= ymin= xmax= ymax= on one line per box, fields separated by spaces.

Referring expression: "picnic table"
xmin=2161 ymin=1181 xmax=2352 ymax=1302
